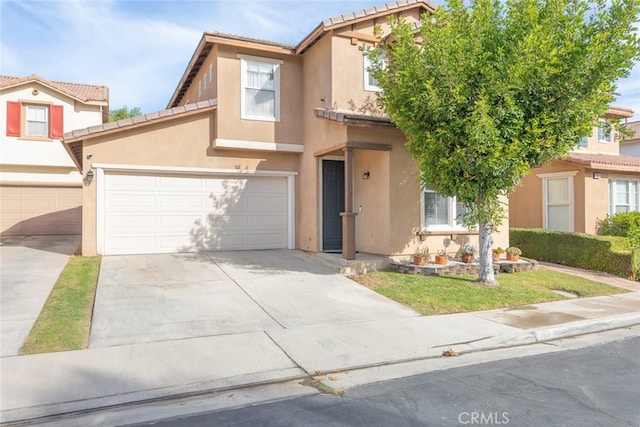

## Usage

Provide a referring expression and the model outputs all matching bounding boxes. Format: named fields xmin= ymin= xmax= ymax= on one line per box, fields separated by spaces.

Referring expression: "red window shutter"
xmin=6 ymin=101 xmax=21 ymax=137
xmin=49 ymin=105 xmax=63 ymax=138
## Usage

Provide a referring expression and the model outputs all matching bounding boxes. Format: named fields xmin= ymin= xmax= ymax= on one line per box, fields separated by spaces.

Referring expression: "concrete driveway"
xmin=90 ymin=250 xmax=420 ymax=348
xmin=0 ymin=235 xmax=80 ymax=357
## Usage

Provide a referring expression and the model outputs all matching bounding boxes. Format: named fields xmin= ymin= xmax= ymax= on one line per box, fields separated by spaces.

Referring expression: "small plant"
xmin=506 ymin=247 xmax=522 ymax=256
xmin=461 ymin=244 xmax=477 ymax=255
xmin=414 ymin=246 xmax=429 ymax=258
xmin=437 ymin=249 xmax=448 ymax=256
xmin=492 ymin=247 xmax=505 ymax=254
xmin=412 ymin=245 xmax=430 ymax=265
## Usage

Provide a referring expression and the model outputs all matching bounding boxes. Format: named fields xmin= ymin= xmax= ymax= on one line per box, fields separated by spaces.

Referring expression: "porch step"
xmin=308 ymin=252 xmax=392 ymax=276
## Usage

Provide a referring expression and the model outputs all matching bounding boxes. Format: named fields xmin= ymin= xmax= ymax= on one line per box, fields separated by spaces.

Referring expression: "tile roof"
xmin=623 ymin=120 xmax=640 ymax=144
xmin=321 ymin=0 xmax=435 ymax=28
xmin=297 ymin=0 xmax=435 ymax=53
xmin=0 ymin=74 xmax=108 ymax=104
xmin=205 ymin=30 xmax=294 ymax=50
xmin=314 ymin=108 xmax=394 ymax=127
xmin=565 ymin=152 xmax=640 ymax=172
xmin=63 ymin=98 xmax=218 ymax=141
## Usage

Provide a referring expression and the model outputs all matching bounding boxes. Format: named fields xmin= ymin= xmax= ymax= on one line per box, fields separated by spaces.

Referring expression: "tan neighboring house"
xmin=63 ymin=0 xmax=510 ymax=257
xmin=619 ymin=120 xmax=640 ymax=157
xmin=510 ymin=106 xmax=640 ymax=234
xmin=1 ymin=75 xmax=108 ymax=236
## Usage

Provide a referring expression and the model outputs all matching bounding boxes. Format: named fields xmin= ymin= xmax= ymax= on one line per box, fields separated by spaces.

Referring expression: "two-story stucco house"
xmin=62 ymin=0 xmax=510 ymax=258
xmin=1 ymin=75 xmax=108 ymax=236
xmin=510 ymin=106 xmax=640 ymax=234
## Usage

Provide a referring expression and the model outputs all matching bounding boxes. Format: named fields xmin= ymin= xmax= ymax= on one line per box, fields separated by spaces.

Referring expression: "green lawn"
xmin=20 ymin=256 xmax=101 ymax=355
xmin=351 ymin=269 xmax=626 ymax=315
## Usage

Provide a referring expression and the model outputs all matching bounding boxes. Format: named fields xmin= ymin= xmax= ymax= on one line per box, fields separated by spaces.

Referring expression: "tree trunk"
xmin=476 ymin=219 xmax=498 ymax=286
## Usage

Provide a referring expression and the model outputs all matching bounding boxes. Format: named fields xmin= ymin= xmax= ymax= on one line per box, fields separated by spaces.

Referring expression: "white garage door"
xmin=103 ymin=172 xmax=289 ymax=255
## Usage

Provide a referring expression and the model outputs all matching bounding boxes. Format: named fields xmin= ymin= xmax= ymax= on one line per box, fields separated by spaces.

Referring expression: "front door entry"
xmin=322 ymin=159 xmax=344 ymax=251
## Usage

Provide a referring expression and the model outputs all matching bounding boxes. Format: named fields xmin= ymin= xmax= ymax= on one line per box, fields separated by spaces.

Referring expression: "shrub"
xmin=597 ymin=211 xmax=640 ymax=237
xmin=510 ymin=228 xmax=632 ymax=279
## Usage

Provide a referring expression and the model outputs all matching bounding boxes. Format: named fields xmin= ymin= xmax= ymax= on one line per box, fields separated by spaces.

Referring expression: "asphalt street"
xmin=136 ymin=334 xmax=640 ymax=427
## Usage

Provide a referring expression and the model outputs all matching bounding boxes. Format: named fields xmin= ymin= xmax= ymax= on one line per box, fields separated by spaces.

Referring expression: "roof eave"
xmin=296 ymin=1 xmax=436 ymax=55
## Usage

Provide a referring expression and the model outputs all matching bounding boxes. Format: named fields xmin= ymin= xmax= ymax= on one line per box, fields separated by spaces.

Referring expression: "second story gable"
xmin=165 ymin=1 xmax=435 ymax=146
xmin=1 ymin=74 xmax=108 ymax=168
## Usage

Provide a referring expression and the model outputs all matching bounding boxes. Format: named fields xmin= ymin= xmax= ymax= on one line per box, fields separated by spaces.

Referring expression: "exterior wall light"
xmin=362 ymin=171 xmax=370 ymax=180
xmin=86 ymin=170 xmax=94 ymax=183
xmin=593 ymin=172 xmax=602 ymax=180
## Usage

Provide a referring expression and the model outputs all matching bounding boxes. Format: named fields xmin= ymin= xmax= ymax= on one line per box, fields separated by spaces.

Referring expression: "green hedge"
xmin=596 ymin=211 xmax=640 ymax=236
xmin=510 ymin=228 xmax=632 ymax=278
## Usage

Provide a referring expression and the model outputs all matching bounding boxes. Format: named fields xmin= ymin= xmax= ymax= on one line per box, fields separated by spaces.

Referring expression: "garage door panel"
xmin=109 ymin=214 xmax=157 ymax=231
xmin=106 ymin=173 xmax=155 ymax=189
xmin=0 ymin=186 xmax=81 ymax=236
xmin=108 ymin=193 xmax=157 ymax=209
xmin=158 ymin=194 xmax=204 ymax=209
xmin=103 ymin=173 xmax=289 ymax=254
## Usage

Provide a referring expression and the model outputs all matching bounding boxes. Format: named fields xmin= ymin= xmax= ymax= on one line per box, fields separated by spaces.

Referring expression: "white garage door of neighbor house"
xmin=103 ymin=172 xmax=289 ymax=255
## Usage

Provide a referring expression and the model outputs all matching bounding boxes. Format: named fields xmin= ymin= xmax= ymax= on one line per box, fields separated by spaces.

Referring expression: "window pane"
xmin=548 ymin=206 xmax=571 ymax=231
xmin=547 ymin=178 xmax=569 ymax=204
xmin=631 ymin=181 xmax=639 ymax=211
xmin=616 ymin=180 xmax=629 ymax=205
xmin=424 ymin=192 xmax=449 ymax=225
xmin=246 ymin=88 xmax=275 ymax=116
xmin=26 ymin=105 xmax=48 ymax=137
xmin=455 ymin=200 xmax=469 ymax=225
xmin=579 ymin=136 xmax=588 ymax=147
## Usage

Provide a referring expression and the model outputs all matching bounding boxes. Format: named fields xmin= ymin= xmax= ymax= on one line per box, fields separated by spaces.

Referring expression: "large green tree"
xmin=369 ymin=0 xmax=640 ymax=285
xmin=109 ymin=106 xmax=142 ymax=122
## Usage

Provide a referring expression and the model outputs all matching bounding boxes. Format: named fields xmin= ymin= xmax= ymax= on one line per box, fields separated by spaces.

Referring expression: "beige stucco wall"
xmin=80 ymin=110 xmax=299 ymax=255
xmin=215 ymin=45 xmax=303 ymax=144
xmin=296 ymin=34 xmax=343 ymax=252
xmin=509 ymin=161 xmax=589 ymax=233
xmin=571 ymin=124 xmax=623 ymax=155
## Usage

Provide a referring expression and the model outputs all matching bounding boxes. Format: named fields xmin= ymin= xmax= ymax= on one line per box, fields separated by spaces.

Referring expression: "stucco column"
xmin=341 ymin=147 xmax=357 ymax=260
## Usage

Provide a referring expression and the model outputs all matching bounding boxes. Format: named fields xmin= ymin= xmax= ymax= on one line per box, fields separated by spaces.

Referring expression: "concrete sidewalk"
xmin=1 ymin=287 xmax=639 ymax=424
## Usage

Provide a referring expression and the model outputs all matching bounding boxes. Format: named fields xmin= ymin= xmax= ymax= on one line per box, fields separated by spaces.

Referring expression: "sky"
xmin=1 ymin=0 xmax=639 ymax=119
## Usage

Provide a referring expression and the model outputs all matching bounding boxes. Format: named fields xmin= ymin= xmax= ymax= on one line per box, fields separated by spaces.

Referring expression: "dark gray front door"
xmin=322 ymin=160 xmax=344 ymax=251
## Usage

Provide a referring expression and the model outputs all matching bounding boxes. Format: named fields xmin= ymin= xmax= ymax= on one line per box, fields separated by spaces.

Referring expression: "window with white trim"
xmin=239 ymin=55 xmax=282 ymax=121
xmin=422 ymin=188 xmax=471 ymax=230
xmin=364 ymin=54 xmax=383 ymax=92
xmin=609 ymin=178 xmax=640 ymax=214
xmin=26 ymin=105 xmax=48 ymax=137
xmin=543 ymin=176 xmax=574 ymax=231
xmin=578 ymin=135 xmax=589 ymax=148
xmin=598 ymin=122 xmax=612 ymax=143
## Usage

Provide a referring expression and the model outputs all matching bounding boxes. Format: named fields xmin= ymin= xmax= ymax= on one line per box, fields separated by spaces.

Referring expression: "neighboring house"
xmin=620 ymin=120 xmax=640 ymax=157
xmin=510 ymin=106 xmax=640 ymax=234
xmin=0 ymin=75 xmax=108 ymax=236
xmin=62 ymin=0 xmax=510 ymax=258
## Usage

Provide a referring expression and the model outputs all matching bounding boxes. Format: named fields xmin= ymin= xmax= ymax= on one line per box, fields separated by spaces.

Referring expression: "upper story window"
xmin=598 ymin=122 xmax=612 ymax=143
xmin=364 ymin=54 xmax=382 ymax=92
xmin=26 ymin=105 xmax=49 ymax=137
xmin=422 ymin=187 xmax=471 ymax=230
xmin=5 ymin=101 xmax=63 ymax=140
xmin=578 ymin=135 xmax=589 ymax=148
xmin=238 ymin=54 xmax=282 ymax=122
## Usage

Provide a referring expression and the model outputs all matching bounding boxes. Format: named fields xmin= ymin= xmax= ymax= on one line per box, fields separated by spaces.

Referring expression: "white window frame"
xmin=363 ymin=54 xmax=382 ymax=92
xmin=238 ymin=54 xmax=282 ymax=122
xmin=538 ymin=171 xmax=577 ymax=231
xmin=420 ymin=188 xmax=472 ymax=231
xmin=598 ymin=121 xmax=612 ymax=143
xmin=25 ymin=104 xmax=49 ymax=137
xmin=608 ymin=176 xmax=640 ymax=215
